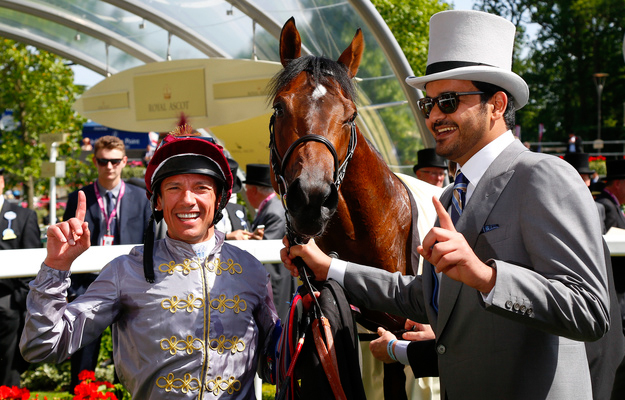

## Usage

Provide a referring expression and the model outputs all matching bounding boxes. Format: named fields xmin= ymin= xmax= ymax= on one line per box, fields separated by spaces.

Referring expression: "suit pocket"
xmin=474 ymin=224 xmax=510 ymax=259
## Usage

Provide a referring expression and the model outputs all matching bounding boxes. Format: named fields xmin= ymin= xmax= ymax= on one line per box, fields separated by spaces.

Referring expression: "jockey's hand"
xmin=369 ymin=327 xmax=398 ymax=364
xmin=280 ymin=237 xmax=331 ymax=280
xmin=402 ymin=320 xmax=435 ymax=341
xmin=44 ymin=190 xmax=91 ymax=271
xmin=417 ymin=196 xmax=496 ymax=294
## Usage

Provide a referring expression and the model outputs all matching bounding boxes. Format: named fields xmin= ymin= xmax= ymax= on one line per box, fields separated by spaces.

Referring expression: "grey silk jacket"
xmin=20 ymin=231 xmax=279 ymax=399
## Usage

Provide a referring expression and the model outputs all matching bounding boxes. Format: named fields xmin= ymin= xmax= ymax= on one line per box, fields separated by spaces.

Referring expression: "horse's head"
xmin=269 ymin=17 xmax=364 ymax=240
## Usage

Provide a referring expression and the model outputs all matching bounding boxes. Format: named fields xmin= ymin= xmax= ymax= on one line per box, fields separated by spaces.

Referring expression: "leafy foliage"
xmin=366 ymin=0 xmax=450 ymax=164
xmin=476 ymin=0 xmax=625 ymax=145
xmin=371 ymin=0 xmax=450 ymax=76
xmin=0 ymin=39 xmax=87 ymax=208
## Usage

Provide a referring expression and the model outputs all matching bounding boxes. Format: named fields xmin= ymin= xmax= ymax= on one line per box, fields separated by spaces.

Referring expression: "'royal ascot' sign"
xmin=72 ymin=59 xmax=282 ymax=133
xmin=134 ymin=68 xmax=206 ymax=121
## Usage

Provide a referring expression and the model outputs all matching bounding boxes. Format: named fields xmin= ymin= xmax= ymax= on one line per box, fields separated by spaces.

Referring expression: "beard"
xmin=434 ymin=103 xmax=489 ymax=162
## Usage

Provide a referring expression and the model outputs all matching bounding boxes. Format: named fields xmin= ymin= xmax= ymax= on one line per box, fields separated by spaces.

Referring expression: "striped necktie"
xmin=432 ymin=171 xmax=470 ymax=313
xmin=450 ymin=171 xmax=469 ymax=225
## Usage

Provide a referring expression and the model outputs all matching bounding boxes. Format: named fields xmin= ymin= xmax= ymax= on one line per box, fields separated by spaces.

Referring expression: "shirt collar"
xmin=96 ymin=180 xmax=122 ymax=198
xmin=457 ymin=130 xmax=515 ymax=201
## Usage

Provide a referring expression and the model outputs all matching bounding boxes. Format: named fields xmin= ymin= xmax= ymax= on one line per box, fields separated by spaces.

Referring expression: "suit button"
xmin=526 ymin=308 xmax=533 ymax=316
xmin=520 ymin=305 xmax=527 ymax=313
xmin=505 ymin=300 xmax=513 ymax=309
xmin=436 ymin=344 xmax=446 ymax=355
xmin=513 ymin=303 xmax=520 ymax=311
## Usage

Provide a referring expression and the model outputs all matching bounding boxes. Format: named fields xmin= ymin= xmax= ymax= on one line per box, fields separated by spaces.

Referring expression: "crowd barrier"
xmin=2 ymin=234 xmax=625 ymax=279
xmin=0 ymin=239 xmax=284 ymax=278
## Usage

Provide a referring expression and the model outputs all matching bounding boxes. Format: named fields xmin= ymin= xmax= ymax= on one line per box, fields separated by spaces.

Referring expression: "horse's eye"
xmin=273 ymin=104 xmax=284 ymax=117
xmin=349 ymin=112 xmax=358 ymax=123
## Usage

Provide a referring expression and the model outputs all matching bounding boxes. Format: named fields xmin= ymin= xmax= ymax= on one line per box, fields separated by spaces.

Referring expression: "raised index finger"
xmin=75 ymin=190 xmax=87 ymax=222
xmin=432 ymin=196 xmax=456 ymax=232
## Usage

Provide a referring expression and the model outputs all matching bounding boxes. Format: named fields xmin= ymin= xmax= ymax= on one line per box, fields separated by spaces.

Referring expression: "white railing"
xmin=0 ymin=239 xmax=284 ymax=278
xmin=2 ymin=234 xmax=625 ymax=279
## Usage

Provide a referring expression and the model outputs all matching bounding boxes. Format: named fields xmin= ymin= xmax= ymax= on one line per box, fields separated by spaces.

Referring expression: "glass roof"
xmin=0 ymin=0 xmax=431 ymax=172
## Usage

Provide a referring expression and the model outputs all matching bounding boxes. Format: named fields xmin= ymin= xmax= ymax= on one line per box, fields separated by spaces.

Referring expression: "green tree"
xmin=0 ymin=39 xmax=88 ymax=209
xmin=369 ymin=0 xmax=450 ymax=164
xmin=476 ymin=0 xmax=625 ymax=147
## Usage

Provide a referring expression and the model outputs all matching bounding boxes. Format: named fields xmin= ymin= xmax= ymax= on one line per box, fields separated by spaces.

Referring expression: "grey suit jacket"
xmin=343 ymin=140 xmax=610 ymax=400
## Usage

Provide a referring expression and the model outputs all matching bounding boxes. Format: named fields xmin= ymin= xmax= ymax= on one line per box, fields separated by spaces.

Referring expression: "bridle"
xmin=268 ymin=112 xmax=357 ymax=244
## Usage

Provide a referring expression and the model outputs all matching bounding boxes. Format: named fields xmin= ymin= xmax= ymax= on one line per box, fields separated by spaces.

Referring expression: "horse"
xmin=268 ymin=17 xmax=441 ymax=400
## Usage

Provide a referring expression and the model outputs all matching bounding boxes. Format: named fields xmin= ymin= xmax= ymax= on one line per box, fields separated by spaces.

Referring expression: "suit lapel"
xmin=436 ymin=141 xmax=525 ymax=333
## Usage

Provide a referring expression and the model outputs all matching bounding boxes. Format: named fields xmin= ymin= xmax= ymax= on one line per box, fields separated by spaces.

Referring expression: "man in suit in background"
xmin=244 ymin=163 xmax=295 ymax=322
xmin=282 ymin=10 xmax=617 ymax=400
xmin=64 ymin=135 xmax=151 ymax=391
xmin=0 ymin=167 xmax=41 ymax=386
xmin=215 ymin=157 xmax=251 ymax=239
xmin=596 ymin=159 xmax=625 ymax=329
xmin=413 ymin=148 xmax=448 ymax=188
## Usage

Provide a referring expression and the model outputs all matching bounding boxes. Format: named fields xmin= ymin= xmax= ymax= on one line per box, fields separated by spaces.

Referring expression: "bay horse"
xmin=269 ymin=17 xmax=439 ymax=400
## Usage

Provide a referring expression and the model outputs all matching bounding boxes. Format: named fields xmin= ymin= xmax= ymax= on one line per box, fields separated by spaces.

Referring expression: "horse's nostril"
xmin=323 ymin=184 xmax=338 ymax=211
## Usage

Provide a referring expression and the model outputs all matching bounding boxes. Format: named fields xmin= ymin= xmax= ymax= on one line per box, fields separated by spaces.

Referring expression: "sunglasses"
xmin=95 ymin=157 xmax=123 ymax=167
xmin=417 ymin=91 xmax=484 ymax=118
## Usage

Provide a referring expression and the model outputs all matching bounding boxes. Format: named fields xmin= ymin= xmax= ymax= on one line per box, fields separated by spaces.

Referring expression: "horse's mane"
xmin=268 ymin=55 xmax=356 ymax=102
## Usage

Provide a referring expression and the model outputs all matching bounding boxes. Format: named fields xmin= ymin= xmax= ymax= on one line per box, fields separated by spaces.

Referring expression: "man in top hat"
xmin=215 ymin=157 xmax=252 ymax=239
xmin=244 ymin=163 xmax=295 ymax=322
xmin=281 ymin=10 xmax=620 ymax=400
xmin=596 ymin=159 xmax=625 ymax=306
xmin=596 ymin=159 xmax=625 ymax=232
xmin=413 ymin=148 xmax=449 ymax=187
xmin=20 ymin=126 xmax=280 ymax=399
xmin=0 ymin=167 xmax=41 ymax=386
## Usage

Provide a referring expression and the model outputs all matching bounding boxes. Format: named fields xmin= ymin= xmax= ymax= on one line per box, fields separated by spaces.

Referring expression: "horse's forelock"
xmin=268 ymin=55 xmax=356 ymax=102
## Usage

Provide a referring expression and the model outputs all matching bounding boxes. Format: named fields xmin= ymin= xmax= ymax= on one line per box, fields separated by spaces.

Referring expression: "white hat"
xmin=406 ymin=10 xmax=529 ymax=109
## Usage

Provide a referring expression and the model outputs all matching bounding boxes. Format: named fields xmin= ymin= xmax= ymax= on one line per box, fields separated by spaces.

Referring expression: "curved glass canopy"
xmin=0 ymin=0 xmax=432 ymax=172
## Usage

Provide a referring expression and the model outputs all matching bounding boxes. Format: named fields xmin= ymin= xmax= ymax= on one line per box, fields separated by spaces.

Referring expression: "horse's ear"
xmin=279 ymin=17 xmax=302 ymax=67
xmin=337 ymin=28 xmax=364 ymax=79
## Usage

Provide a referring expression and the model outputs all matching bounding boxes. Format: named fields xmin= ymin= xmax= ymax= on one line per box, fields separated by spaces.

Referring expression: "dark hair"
xmin=472 ymin=81 xmax=516 ymax=130
xmin=268 ymin=55 xmax=356 ymax=102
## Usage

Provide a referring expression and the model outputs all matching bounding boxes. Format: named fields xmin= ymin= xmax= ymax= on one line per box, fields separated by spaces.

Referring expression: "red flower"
xmin=78 ymin=370 xmax=96 ymax=382
xmin=72 ymin=370 xmax=118 ymax=400
xmin=0 ymin=385 xmax=30 ymax=400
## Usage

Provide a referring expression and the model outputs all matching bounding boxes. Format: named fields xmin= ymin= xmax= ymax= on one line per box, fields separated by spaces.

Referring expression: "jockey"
xmin=21 ymin=121 xmax=281 ymax=399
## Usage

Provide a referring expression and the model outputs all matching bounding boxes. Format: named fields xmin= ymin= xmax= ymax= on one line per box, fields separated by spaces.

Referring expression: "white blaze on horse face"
xmin=311 ymin=84 xmax=327 ymax=101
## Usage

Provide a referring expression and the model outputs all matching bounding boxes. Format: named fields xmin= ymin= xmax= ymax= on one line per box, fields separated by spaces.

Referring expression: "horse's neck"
xmin=321 ymin=135 xmax=412 ymax=272
xmin=343 ymin=137 xmax=410 ymax=214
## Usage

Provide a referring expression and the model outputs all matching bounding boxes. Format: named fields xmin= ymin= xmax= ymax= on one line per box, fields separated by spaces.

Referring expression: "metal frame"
xmin=0 ymin=0 xmax=429 ymax=144
xmin=0 ymin=22 xmax=117 ymax=76
xmin=0 ymin=0 xmax=163 ymax=64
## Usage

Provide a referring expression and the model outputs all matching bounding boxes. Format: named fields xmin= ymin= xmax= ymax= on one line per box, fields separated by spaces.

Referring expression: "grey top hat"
xmin=413 ymin=148 xmax=448 ymax=173
xmin=406 ymin=10 xmax=529 ymax=109
xmin=244 ymin=164 xmax=273 ymax=187
xmin=564 ymin=153 xmax=594 ymax=175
